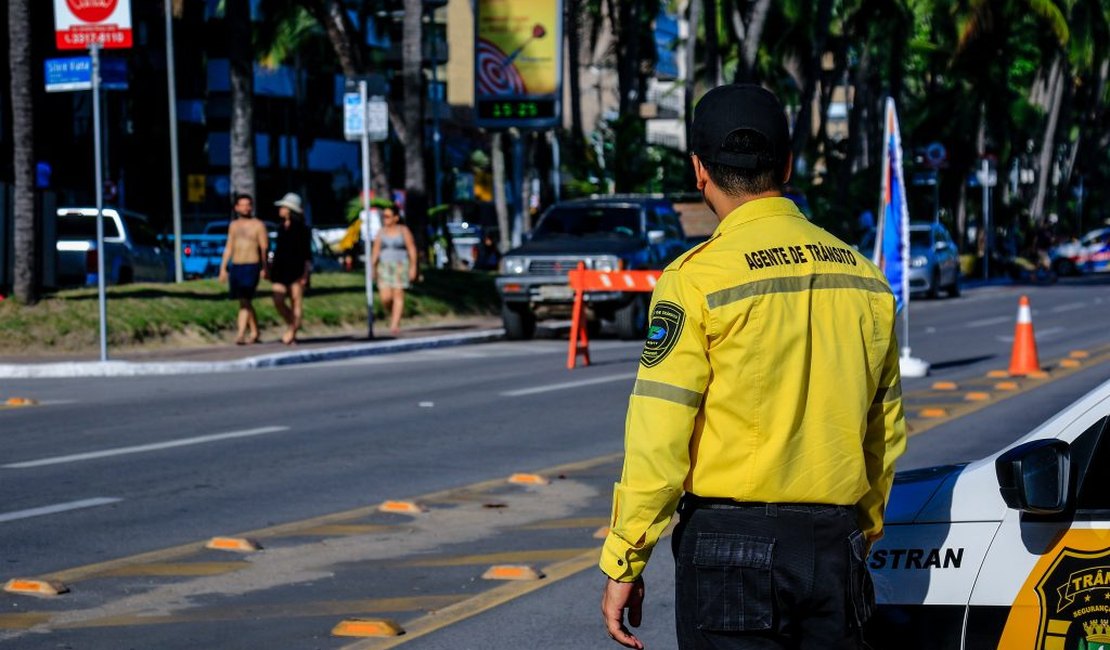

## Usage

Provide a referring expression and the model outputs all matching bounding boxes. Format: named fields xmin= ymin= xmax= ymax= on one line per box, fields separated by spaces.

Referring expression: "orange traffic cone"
xmin=1008 ymin=295 xmax=1041 ymax=376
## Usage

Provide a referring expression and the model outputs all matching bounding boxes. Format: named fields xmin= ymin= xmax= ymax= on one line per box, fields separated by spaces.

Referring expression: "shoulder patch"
xmin=640 ymin=301 xmax=686 ymax=368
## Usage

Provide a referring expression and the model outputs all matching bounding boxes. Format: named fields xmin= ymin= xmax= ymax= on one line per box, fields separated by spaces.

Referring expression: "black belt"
xmin=679 ymin=494 xmax=854 ymax=515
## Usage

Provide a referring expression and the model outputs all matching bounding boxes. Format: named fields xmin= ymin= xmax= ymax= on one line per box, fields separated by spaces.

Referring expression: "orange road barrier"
xmin=1008 ymin=295 xmax=1042 ymax=376
xmin=566 ymin=263 xmax=662 ymax=369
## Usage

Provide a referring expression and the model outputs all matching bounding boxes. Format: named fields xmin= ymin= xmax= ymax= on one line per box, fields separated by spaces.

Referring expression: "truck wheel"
xmin=614 ymin=296 xmax=647 ymax=340
xmin=501 ymin=303 xmax=536 ymax=340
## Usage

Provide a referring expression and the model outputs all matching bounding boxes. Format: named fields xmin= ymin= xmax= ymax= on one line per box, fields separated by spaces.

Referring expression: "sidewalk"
xmin=0 ymin=316 xmax=505 ymax=378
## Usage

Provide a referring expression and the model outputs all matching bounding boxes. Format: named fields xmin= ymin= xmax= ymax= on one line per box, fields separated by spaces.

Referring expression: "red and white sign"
xmin=53 ymin=0 xmax=133 ymax=50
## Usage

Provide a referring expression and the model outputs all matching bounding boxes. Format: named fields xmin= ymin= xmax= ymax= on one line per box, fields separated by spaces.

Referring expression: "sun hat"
xmin=273 ymin=192 xmax=304 ymax=214
xmin=690 ymin=84 xmax=791 ymax=171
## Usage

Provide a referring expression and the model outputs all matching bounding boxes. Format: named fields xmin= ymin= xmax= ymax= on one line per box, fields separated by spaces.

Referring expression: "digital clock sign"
xmin=477 ymin=99 xmax=557 ymax=122
xmin=474 ymin=0 xmax=562 ymax=129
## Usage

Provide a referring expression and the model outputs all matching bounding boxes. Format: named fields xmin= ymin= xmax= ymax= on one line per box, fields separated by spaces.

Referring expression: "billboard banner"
xmin=475 ymin=0 xmax=562 ymax=129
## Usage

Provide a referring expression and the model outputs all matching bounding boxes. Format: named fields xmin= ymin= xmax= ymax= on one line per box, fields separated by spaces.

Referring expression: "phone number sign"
xmin=53 ymin=0 xmax=133 ymax=50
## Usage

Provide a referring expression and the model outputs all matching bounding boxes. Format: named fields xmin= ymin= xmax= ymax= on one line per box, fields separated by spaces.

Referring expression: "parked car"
xmin=446 ymin=221 xmax=483 ymax=270
xmin=495 ymin=196 xmax=687 ymax=340
xmin=860 ymin=222 xmax=961 ymax=298
xmin=176 ymin=220 xmax=277 ymax=279
xmin=1051 ymin=227 xmax=1110 ymax=275
xmin=55 ymin=208 xmax=173 ymax=286
xmin=865 ymin=377 xmax=1110 ymax=648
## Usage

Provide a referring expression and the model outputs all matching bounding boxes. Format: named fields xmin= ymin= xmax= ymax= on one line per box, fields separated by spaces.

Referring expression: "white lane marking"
xmin=0 ymin=498 xmax=121 ymax=523
xmin=502 ymin=373 xmax=637 ymax=397
xmin=37 ymin=399 xmax=80 ymax=406
xmin=2 ymin=426 xmax=290 ymax=469
xmin=1050 ymin=302 xmax=1087 ymax=313
xmin=965 ymin=315 xmax=1013 ymax=329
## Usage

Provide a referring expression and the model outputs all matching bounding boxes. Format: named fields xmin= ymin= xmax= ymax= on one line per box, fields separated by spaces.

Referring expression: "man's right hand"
xmin=218 ymin=269 xmax=228 ymax=283
xmin=601 ymin=576 xmax=645 ymax=649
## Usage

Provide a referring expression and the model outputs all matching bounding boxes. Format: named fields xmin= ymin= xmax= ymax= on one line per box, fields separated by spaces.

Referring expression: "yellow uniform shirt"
xmin=600 ymin=197 xmax=907 ymax=582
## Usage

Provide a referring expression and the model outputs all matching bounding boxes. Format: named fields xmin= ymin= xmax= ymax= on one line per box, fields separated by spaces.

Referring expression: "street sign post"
xmin=54 ymin=0 xmax=133 ymax=363
xmin=344 ymin=84 xmax=390 ymax=338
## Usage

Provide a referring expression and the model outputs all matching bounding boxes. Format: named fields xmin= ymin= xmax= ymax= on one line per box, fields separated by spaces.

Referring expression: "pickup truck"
xmin=495 ymin=196 xmax=688 ymax=340
xmin=55 ymin=208 xmax=173 ymax=286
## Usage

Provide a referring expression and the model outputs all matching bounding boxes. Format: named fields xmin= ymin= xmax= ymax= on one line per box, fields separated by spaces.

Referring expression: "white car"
xmin=867 ymin=377 xmax=1110 ymax=648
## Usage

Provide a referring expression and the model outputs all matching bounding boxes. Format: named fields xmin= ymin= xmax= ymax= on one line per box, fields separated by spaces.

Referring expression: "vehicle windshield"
xmin=909 ymin=228 xmax=932 ymax=249
xmin=203 ymin=222 xmax=229 ymax=236
xmin=57 ymin=214 xmax=122 ymax=239
xmin=532 ymin=206 xmax=641 ymax=240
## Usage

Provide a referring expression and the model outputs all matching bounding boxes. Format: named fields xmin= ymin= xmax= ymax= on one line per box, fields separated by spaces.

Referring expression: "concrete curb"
xmin=0 ymin=329 xmax=506 ymax=379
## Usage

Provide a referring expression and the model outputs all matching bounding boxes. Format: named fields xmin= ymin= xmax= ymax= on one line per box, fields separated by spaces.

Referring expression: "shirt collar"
xmin=713 ymin=197 xmax=805 ymax=237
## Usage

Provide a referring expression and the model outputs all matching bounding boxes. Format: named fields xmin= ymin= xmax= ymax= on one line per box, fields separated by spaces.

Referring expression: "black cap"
xmin=690 ymin=84 xmax=790 ymax=171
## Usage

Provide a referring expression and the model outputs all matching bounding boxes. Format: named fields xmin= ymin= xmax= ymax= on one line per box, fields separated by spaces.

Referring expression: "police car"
xmin=867 ymin=377 xmax=1110 ymax=649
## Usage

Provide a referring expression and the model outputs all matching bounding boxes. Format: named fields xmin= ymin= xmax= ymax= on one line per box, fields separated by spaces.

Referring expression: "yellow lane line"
xmin=0 ymin=613 xmax=51 ymax=630
xmin=405 ymin=547 xmax=598 ymax=568
xmin=51 ymin=595 xmax=466 ymax=630
xmin=342 ymin=549 xmax=603 ymax=650
xmin=38 ymin=452 xmax=624 ymax=585
xmin=520 ymin=516 xmax=610 ymax=530
xmin=89 ymin=562 xmax=249 ymax=578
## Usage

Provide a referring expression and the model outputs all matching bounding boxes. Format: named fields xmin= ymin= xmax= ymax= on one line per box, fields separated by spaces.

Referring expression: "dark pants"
xmin=672 ymin=498 xmax=874 ymax=649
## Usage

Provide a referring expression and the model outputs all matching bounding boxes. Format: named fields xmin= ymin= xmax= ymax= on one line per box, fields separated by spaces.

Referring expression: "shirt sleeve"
xmin=857 ymin=315 xmax=908 ymax=540
xmin=599 ymin=269 xmax=711 ymax=581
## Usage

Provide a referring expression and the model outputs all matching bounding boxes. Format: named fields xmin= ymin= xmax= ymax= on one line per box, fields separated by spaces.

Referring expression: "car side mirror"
xmin=647 ymin=230 xmax=666 ymax=245
xmin=995 ymin=439 xmax=1071 ymax=514
xmin=934 ymin=241 xmax=950 ymax=252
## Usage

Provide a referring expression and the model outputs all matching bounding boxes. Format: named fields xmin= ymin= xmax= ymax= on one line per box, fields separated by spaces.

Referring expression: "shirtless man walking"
xmin=218 ymin=194 xmax=270 ymax=344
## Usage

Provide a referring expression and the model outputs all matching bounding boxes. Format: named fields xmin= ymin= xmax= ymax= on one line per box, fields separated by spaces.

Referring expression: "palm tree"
xmin=7 ymin=0 xmax=36 ymax=303
xmin=228 ymin=0 xmax=256 ymax=199
xmin=297 ymin=0 xmax=392 ymax=198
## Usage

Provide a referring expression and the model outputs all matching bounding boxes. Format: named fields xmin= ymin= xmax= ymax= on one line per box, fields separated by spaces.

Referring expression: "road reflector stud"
xmin=508 ymin=473 xmax=550 ymax=486
xmin=331 ymin=618 xmax=405 ymax=638
xmin=594 ymin=526 xmax=610 ymax=539
xmin=1060 ymin=359 xmax=1082 ymax=368
xmin=1027 ymin=370 xmax=1050 ymax=379
xmin=5 ymin=397 xmax=37 ymax=407
xmin=482 ymin=564 xmax=545 ymax=581
xmin=919 ymin=408 xmax=948 ymax=419
xmin=378 ymin=500 xmax=427 ymax=514
xmin=932 ymin=381 xmax=958 ymax=391
xmin=965 ymin=392 xmax=991 ymax=402
xmin=995 ymin=381 xmax=1020 ymax=391
xmin=1069 ymin=350 xmax=1090 ymax=359
xmin=205 ymin=537 xmax=262 ymax=553
xmin=4 ymin=578 xmax=68 ymax=597
xmin=987 ymin=370 xmax=1009 ymax=378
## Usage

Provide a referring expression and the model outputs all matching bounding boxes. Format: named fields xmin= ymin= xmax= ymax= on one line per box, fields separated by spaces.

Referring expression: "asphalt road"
xmin=1 ymin=274 xmax=1108 ymax=649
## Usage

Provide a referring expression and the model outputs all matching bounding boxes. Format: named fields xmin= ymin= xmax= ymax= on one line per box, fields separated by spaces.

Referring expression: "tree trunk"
xmin=402 ymin=0 xmax=428 ymax=255
xmin=7 ymin=0 xmax=36 ymax=303
xmin=492 ymin=133 xmax=511 ymax=252
xmin=685 ymin=0 xmax=701 ymax=153
xmin=1031 ymin=56 xmax=1065 ymax=222
xmin=305 ymin=0 xmax=391 ymax=198
xmin=740 ymin=0 xmax=771 ymax=82
xmin=229 ymin=0 xmax=256 ymax=199
xmin=704 ymin=0 xmax=720 ymax=87
xmin=790 ymin=0 xmax=832 ymax=176
xmin=566 ymin=0 xmax=584 ymax=155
